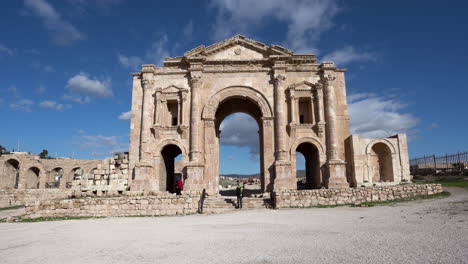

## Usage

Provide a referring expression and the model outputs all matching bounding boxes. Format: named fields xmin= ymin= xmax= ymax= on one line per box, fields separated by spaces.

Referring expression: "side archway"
xmin=25 ymin=167 xmax=40 ymax=189
xmin=1 ymin=159 xmax=20 ymax=189
xmin=159 ymin=144 xmax=183 ymax=193
xmin=290 ymin=138 xmax=326 ymax=189
xmin=367 ymin=142 xmax=395 ymax=182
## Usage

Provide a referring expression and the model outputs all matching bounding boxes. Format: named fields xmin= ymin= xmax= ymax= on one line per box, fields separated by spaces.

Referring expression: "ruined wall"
xmin=0 ymin=153 xmax=101 ymax=190
xmin=24 ymin=193 xmax=200 ymax=218
xmin=0 ymin=189 xmax=73 ymax=207
xmin=71 ymin=153 xmax=130 ymax=195
xmin=275 ymin=184 xmax=442 ymax=208
xmin=346 ymin=134 xmax=411 ymax=186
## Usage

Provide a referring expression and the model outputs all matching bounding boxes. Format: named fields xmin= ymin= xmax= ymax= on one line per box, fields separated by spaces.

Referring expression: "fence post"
xmin=445 ymin=153 xmax=448 ymax=170
xmin=433 ymin=154 xmax=437 ymax=172
xmin=457 ymin=152 xmax=461 ymax=175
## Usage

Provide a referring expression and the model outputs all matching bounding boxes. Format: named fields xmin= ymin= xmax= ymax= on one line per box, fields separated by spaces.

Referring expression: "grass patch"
xmin=0 ymin=205 xmax=25 ymax=211
xmin=413 ymin=178 xmax=468 ymax=188
xmin=18 ymin=216 xmax=105 ymax=222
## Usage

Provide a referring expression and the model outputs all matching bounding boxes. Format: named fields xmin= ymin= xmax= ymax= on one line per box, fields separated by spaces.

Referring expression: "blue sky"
xmin=0 ymin=0 xmax=467 ymax=175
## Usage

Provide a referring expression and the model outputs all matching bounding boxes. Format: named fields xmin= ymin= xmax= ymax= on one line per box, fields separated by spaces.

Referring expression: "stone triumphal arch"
xmin=128 ymin=35 xmax=411 ymax=195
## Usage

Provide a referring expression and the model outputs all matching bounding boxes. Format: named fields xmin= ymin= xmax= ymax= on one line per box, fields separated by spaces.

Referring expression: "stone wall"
xmin=24 ymin=193 xmax=200 ymax=218
xmin=71 ymin=153 xmax=130 ymax=195
xmin=275 ymin=184 xmax=443 ymax=208
xmin=0 ymin=189 xmax=72 ymax=207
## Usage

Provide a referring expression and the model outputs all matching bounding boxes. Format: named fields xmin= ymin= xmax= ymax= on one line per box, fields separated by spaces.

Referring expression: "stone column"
xmin=315 ymin=84 xmax=325 ymax=137
xmin=139 ymin=79 xmax=153 ymax=163
xmin=184 ymin=69 xmax=205 ymax=192
xmin=310 ymin=95 xmax=315 ymax=124
xmin=322 ymin=74 xmax=348 ymax=188
xmin=274 ymin=74 xmax=288 ymax=161
xmin=153 ymin=89 xmax=161 ymax=126
xmin=272 ymin=71 xmax=294 ymax=190
xmin=189 ymin=73 xmax=202 ymax=162
xmin=131 ymin=76 xmax=157 ymax=192
xmin=177 ymin=98 xmax=181 ymax=126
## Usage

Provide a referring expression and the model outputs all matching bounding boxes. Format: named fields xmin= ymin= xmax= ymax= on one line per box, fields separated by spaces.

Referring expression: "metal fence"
xmin=410 ymin=152 xmax=468 ymax=175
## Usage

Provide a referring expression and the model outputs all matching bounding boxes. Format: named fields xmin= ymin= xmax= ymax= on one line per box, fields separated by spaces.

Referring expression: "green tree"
xmin=39 ymin=149 xmax=50 ymax=159
xmin=0 ymin=145 xmax=9 ymax=155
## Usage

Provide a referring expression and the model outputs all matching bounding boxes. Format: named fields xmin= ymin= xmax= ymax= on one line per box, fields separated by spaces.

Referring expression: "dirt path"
xmin=0 ymin=188 xmax=467 ymax=264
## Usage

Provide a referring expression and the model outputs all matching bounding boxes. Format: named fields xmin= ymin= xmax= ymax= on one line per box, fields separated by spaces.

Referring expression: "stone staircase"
xmin=201 ymin=196 xmax=271 ymax=214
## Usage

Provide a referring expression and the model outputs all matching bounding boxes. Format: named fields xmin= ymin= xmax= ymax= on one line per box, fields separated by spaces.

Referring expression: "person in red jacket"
xmin=175 ymin=178 xmax=183 ymax=195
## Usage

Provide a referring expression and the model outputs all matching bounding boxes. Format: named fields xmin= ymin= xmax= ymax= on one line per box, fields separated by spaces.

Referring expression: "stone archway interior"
xmin=25 ymin=167 xmax=40 ymax=189
xmin=296 ymin=142 xmax=321 ymax=189
xmin=50 ymin=167 xmax=63 ymax=188
xmin=160 ymin=144 xmax=182 ymax=193
xmin=370 ymin=143 xmax=394 ymax=182
xmin=215 ymin=97 xmax=263 ymax=195
xmin=1 ymin=159 xmax=19 ymax=189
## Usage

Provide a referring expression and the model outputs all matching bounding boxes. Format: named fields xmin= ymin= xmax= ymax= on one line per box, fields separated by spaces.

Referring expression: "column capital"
xmin=141 ymin=79 xmax=155 ymax=90
xmin=320 ymin=74 xmax=336 ymax=87
xmin=274 ymin=74 xmax=286 ymax=85
xmin=190 ymin=75 xmax=202 ymax=86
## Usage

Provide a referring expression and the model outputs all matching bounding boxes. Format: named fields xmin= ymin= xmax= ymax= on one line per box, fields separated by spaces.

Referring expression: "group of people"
xmin=175 ymin=178 xmax=246 ymax=209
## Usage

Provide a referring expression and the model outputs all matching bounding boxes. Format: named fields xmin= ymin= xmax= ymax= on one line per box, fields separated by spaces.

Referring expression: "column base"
xmin=327 ymin=160 xmax=349 ymax=189
xmin=183 ymin=162 xmax=205 ymax=192
xmin=273 ymin=160 xmax=295 ymax=190
xmin=130 ymin=162 xmax=158 ymax=192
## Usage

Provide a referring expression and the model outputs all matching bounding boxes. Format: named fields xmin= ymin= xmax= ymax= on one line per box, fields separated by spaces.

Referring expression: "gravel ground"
xmin=0 ymin=187 xmax=467 ymax=264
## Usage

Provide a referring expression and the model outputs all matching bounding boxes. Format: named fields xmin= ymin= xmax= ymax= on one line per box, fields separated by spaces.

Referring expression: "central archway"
xmin=202 ymin=86 xmax=274 ymax=194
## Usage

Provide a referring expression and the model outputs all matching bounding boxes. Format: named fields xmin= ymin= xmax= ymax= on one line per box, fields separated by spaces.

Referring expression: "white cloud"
xmin=118 ymin=54 xmax=144 ymax=71
xmin=35 ymin=85 xmax=46 ymax=94
xmin=209 ymin=0 xmax=339 ymax=52
xmin=73 ymin=133 xmax=128 ymax=158
xmin=220 ymin=113 xmax=259 ymax=159
xmin=31 ymin=61 xmax=55 ymax=72
xmin=39 ymin=100 xmax=70 ymax=111
xmin=62 ymin=94 xmax=91 ymax=104
xmin=322 ymin=46 xmax=376 ymax=66
xmin=0 ymin=43 xmax=14 ymax=56
xmin=183 ymin=20 xmax=194 ymax=39
xmin=10 ymin=99 xmax=34 ymax=112
xmin=348 ymin=93 xmax=419 ymax=138
xmin=118 ymin=34 xmax=170 ymax=69
xmin=66 ymin=72 xmax=112 ymax=98
xmin=24 ymin=0 xmax=85 ymax=46
xmin=118 ymin=111 xmax=131 ymax=121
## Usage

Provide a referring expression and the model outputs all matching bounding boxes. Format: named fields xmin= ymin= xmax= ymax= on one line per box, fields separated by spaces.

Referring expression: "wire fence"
xmin=410 ymin=152 xmax=468 ymax=175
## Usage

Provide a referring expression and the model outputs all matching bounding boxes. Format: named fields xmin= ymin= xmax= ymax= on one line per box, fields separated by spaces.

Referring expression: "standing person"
xmin=175 ymin=177 xmax=183 ymax=195
xmin=236 ymin=180 xmax=243 ymax=209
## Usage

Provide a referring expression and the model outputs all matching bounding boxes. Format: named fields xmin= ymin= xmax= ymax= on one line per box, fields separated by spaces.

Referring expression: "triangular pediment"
xmin=289 ymin=81 xmax=316 ymax=91
xmin=184 ymin=35 xmax=293 ymax=60
xmin=161 ymin=85 xmax=186 ymax=93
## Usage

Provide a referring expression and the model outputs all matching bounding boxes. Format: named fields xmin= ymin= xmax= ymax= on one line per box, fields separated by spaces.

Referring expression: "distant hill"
xmin=221 ymin=170 xmax=305 ymax=179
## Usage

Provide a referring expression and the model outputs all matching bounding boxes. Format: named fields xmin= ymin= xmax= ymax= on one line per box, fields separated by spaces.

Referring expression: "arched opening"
xmin=295 ymin=142 xmax=321 ymax=189
xmin=370 ymin=143 xmax=394 ymax=182
xmin=66 ymin=167 xmax=83 ymax=188
xmin=47 ymin=167 xmax=63 ymax=188
xmin=216 ymin=97 xmax=263 ymax=196
xmin=25 ymin=167 xmax=40 ymax=189
xmin=1 ymin=159 xmax=20 ymax=189
xmin=160 ymin=144 xmax=182 ymax=193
